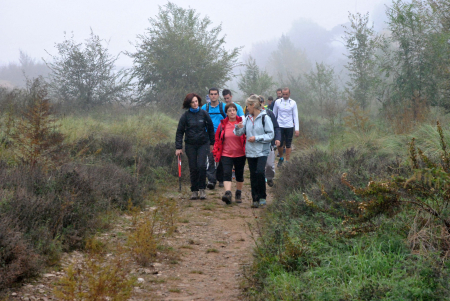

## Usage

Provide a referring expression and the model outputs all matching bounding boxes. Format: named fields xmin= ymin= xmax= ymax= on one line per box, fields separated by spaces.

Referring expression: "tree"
xmin=238 ymin=56 xmax=275 ymax=97
xmin=343 ymin=13 xmax=380 ymax=110
xmin=129 ymin=2 xmax=241 ymax=109
xmin=305 ymin=62 xmax=341 ymax=116
xmin=45 ymin=30 xmax=130 ymax=108
xmin=267 ymin=35 xmax=311 ymax=83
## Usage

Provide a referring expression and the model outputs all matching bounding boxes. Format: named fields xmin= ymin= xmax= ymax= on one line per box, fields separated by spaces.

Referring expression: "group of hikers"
xmin=175 ymin=87 xmax=299 ymax=208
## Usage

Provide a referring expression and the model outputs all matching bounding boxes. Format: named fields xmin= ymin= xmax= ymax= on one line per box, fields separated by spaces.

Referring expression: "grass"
xmin=206 ymin=248 xmax=219 ymax=253
xmin=59 ymin=108 xmax=177 ymax=146
xmin=246 ymin=136 xmax=450 ymax=300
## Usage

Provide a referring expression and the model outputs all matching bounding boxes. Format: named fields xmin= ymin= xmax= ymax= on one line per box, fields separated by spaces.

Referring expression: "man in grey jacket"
xmin=234 ymin=95 xmax=274 ymax=208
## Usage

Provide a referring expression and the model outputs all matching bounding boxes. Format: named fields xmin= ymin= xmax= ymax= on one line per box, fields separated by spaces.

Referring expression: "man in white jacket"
xmin=272 ymin=87 xmax=299 ymax=167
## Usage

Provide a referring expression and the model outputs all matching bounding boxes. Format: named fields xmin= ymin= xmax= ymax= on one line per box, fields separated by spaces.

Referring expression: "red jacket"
xmin=213 ymin=116 xmax=246 ymax=162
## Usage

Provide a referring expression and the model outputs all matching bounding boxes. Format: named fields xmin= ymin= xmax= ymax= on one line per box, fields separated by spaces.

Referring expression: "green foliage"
xmin=343 ymin=12 xmax=380 ymax=110
xmin=129 ymin=2 xmax=241 ymax=109
xmin=379 ymin=0 xmax=450 ymax=113
xmin=305 ymin=62 xmax=343 ymax=118
xmin=238 ymin=56 xmax=275 ymax=97
xmin=45 ymin=30 xmax=130 ymax=108
xmin=246 ymin=138 xmax=450 ymax=299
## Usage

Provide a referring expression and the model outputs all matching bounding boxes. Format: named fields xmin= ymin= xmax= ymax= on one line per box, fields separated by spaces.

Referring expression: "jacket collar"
xmin=220 ymin=115 xmax=242 ymax=126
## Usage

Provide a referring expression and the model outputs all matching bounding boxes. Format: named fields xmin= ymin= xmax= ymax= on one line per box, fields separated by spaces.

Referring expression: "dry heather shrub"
xmin=54 ymin=242 xmax=136 ymax=301
xmin=0 ymin=219 xmax=40 ymax=290
xmin=128 ymin=197 xmax=178 ymax=266
xmin=12 ymin=78 xmax=64 ymax=169
xmin=384 ymin=94 xmax=428 ymax=134
xmin=128 ymin=210 xmax=159 ymax=266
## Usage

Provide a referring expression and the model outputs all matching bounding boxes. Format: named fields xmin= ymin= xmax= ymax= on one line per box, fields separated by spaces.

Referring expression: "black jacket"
xmin=264 ymin=109 xmax=281 ymax=147
xmin=176 ymin=109 xmax=215 ymax=149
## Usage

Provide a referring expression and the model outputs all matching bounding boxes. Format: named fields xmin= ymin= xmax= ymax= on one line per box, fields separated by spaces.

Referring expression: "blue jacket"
xmin=201 ymin=102 xmax=226 ymax=132
xmin=233 ymin=111 xmax=274 ymax=158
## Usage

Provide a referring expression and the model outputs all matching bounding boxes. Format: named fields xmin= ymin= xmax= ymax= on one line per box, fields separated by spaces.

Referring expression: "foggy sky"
xmin=0 ymin=0 xmax=388 ymax=66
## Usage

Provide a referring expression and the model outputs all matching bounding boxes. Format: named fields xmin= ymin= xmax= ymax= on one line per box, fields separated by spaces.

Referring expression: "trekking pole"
xmin=177 ymin=154 xmax=182 ymax=192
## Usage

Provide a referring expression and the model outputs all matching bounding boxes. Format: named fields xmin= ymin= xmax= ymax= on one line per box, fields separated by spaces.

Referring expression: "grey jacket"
xmin=234 ymin=111 xmax=274 ymax=158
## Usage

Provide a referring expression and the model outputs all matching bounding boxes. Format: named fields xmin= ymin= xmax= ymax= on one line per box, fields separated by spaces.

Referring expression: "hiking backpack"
xmin=206 ymin=101 xmax=226 ymax=118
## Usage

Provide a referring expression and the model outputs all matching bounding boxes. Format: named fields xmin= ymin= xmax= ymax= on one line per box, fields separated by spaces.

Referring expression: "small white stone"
xmin=42 ymin=274 xmax=55 ymax=278
xmin=137 ymin=278 xmax=145 ymax=283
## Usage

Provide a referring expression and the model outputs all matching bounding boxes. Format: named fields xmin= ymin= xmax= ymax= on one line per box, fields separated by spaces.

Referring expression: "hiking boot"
xmin=277 ymin=158 xmax=284 ymax=168
xmin=199 ymin=189 xmax=206 ymax=200
xmin=219 ymin=182 xmax=224 ymax=188
xmin=259 ymin=199 xmax=267 ymax=206
xmin=235 ymin=190 xmax=242 ymax=203
xmin=251 ymin=201 xmax=259 ymax=208
xmin=190 ymin=191 xmax=199 ymax=200
xmin=207 ymin=182 xmax=215 ymax=190
xmin=267 ymin=179 xmax=274 ymax=187
xmin=222 ymin=190 xmax=232 ymax=205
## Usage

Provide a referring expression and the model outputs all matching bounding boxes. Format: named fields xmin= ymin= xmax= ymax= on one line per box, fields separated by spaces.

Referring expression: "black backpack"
xmin=206 ymin=101 xmax=226 ymax=118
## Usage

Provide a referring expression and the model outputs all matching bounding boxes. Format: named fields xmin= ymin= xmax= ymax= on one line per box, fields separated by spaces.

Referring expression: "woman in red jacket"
xmin=213 ymin=103 xmax=246 ymax=204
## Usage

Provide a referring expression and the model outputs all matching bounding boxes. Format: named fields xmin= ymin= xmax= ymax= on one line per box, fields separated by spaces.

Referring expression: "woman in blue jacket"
xmin=234 ymin=95 xmax=274 ymax=208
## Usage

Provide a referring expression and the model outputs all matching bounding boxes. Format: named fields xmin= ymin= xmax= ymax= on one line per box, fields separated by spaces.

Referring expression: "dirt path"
xmin=6 ymin=167 xmax=273 ymax=301
xmin=135 ymin=181 xmax=264 ymax=300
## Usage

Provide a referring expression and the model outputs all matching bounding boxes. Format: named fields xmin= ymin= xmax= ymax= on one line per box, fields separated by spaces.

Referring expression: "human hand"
xmin=210 ymin=145 xmax=214 ymax=152
xmin=248 ymin=136 xmax=256 ymax=142
xmin=295 ymin=130 xmax=300 ymax=137
xmin=176 ymin=149 xmax=183 ymax=156
xmin=237 ymin=121 xmax=244 ymax=129
xmin=275 ymin=140 xmax=280 ymax=147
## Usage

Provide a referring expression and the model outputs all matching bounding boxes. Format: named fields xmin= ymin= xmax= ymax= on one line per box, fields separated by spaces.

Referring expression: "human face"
xmin=276 ymin=91 xmax=282 ymax=98
xmin=282 ymin=90 xmax=290 ymax=100
xmin=227 ymin=107 xmax=237 ymax=120
xmin=209 ymin=90 xmax=219 ymax=102
xmin=223 ymin=94 xmax=233 ymax=104
xmin=247 ymin=103 xmax=255 ymax=115
xmin=190 ymin=97 xmax=199 ymax=109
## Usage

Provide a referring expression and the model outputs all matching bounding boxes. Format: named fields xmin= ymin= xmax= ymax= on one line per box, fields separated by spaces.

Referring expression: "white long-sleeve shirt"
xmin=273 ymin=98 xmax=299 ymax=131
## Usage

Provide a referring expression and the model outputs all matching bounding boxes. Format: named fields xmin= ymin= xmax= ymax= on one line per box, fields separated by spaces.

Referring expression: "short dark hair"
xmin=182 ymin=93 xmax=202 ymax=109
xmin=282 ymin=87 xmax=290 ymax=93
xmin=209 ymin=88 xmax=219 ymax=95
xmin=225 ymin=102 xmax=237 ymax=113
xmin=276 ymin=88 xmax=282 ymax=93
xmin=268 ymin=96 xmax=273 ymax=101
xmin=222 ymin=89 xmax=232 ymax=97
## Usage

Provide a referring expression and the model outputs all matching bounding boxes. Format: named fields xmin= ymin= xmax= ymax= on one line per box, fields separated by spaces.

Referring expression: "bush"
xmin=0 ymin=219 xmax=40 ymax=290
xmin=246 ymin=146 xmax=450 ymax=300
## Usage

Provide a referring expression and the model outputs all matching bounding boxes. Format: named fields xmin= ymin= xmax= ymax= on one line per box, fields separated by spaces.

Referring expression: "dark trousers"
xmin=247 ymin=156 xmax=268 ymax=202
xmin=185 ymin=143 xmax=208 ymax=192
xmin=221 ymin=156 xmax=246 ymax=182
xmin=206 ymin=150 xmax=223 ymax=184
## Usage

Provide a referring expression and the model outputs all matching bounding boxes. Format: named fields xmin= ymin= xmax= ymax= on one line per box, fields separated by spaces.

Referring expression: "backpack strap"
xmin=219 ymin=102 xmax=226 ymax=118
xmin=206 ymin=102 xmax=226 ymax=118
xmin=262 ymin=114 xmax=267 ymax=134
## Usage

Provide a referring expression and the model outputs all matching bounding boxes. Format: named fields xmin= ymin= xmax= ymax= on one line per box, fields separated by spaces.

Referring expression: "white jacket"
xmin=273 ymin=98 xmax=299 ymax=131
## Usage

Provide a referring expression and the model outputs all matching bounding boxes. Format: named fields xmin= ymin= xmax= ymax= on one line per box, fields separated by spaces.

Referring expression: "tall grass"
xmin=59 ymin=108 xmax=178 ymax=146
